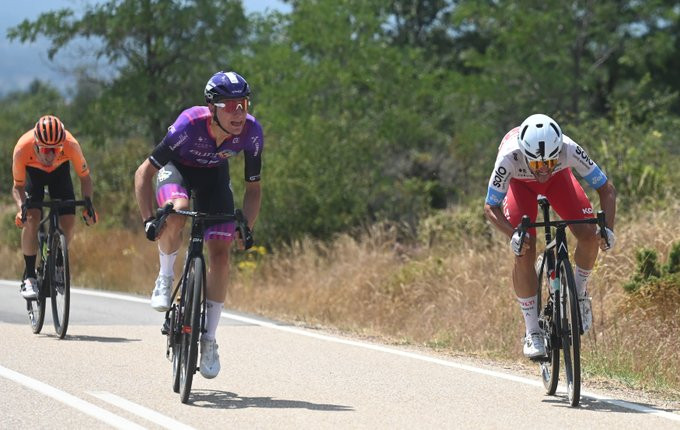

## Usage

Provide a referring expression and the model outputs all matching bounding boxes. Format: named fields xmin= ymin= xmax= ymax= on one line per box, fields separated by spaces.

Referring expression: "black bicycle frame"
xmin=27 ymin=200 xmax=89 ymax=291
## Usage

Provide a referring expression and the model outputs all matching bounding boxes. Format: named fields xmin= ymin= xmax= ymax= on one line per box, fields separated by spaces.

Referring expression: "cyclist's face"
xmin=213 ymin=99 xmax=247 ymax=135
xmin=528 ymin=159 xmax=557 ymax=183
xmin=34 ymin=144 xmax=59 ymax=165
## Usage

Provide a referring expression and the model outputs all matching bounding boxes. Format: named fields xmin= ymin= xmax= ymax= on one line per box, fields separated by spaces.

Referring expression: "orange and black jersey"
xmin=12 ymin=129 xmax=90 ymax=187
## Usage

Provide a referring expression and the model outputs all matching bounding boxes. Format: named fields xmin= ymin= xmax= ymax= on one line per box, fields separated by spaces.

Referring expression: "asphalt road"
xmin=1 ymin=279 xmax=679 ymax=429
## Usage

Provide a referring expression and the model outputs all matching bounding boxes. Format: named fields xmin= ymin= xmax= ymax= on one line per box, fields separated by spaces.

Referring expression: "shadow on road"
xmin=542 ymin=395 xmax=679 ymax=415
xmin=189 ymin=390 xmax=354 ymax=411
xmin=60 ymin=334 xmax=141 ymax=343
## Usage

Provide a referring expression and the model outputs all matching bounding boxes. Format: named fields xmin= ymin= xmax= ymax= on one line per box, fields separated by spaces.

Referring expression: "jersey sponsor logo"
xmin=487 ymin=193 xmax=502 ymax=205
xmin=169 ymin=132 xmax=189 ymax=150
xmin=492 ymin=166 xmax=508 ymax=188
xmin=168 ymin=125 xmax=176 ymax=134
xmin=81 ymin=162 xmax=88 ymax=172
xmin=157 ymin=167 xmax=172 ymax=182
xmin=248 ymin=174 xmax=261 ymax=181
xmin=582 ymin=207 xmax=593 ymax=214
xmin=251 ymin=136 xmax=261 ymax=156
xmin=575 ymin=145 xmax=594 ymax=166
xmin=189 ymin=149 xmax=217 ymax=158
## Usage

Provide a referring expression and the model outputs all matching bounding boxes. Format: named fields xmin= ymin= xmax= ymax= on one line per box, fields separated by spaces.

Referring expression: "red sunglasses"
xmin=214 ymin=98 xmax=249 ymax=113
xmin=36 ymin=145 xmax=62 ymax=155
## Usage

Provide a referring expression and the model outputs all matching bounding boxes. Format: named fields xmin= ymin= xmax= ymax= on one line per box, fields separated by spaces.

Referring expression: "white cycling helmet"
xmin=517 ymin=114 xmax=563 ymax=162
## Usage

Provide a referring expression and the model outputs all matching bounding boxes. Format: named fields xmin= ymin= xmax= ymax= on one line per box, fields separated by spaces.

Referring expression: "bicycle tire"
xmin=559 ymin=259 xmax=581 ymax=407
xmin=27 ymin=233 xmax=48 ymax=334
xmin=179 ymin=257 xmax=203 ymax=403
xmin=170 ymin=304 xmax=181 ymax=393
xmin=50 ymin=233 xmax=70 ymax=338
xmin=536 ymin=254 xmax=559 ymax=395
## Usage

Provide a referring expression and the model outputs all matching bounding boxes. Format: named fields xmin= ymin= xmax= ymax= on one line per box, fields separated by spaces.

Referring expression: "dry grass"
xmin=1 ymin=203 xmax=679 ymax=395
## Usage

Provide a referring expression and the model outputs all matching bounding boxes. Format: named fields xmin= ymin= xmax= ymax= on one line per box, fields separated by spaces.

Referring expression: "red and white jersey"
xmin=485 ymin=127 xmax=607 ymax=206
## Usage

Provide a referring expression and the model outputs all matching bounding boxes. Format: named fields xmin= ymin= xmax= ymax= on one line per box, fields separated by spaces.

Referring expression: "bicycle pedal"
xmin=529 ymin=354 xmax=550 ymax=363
xmin=161 ymin=320 xmax=170 ymax=335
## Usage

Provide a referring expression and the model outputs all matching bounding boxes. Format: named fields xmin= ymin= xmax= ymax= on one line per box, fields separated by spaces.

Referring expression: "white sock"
xmin=518 ymin=295 xmax=540 ymax=335
xmin=203 ymin=300 xmax=224 ymax=341
xmin=158 ymin=247 xmax=178 ymax=278
xmin=574 ymin=265 xmax=591 ymax=298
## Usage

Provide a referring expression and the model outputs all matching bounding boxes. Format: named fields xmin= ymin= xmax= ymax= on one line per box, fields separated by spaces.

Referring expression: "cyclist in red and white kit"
xmin=483 ymin=114 xmax=616 ymax=358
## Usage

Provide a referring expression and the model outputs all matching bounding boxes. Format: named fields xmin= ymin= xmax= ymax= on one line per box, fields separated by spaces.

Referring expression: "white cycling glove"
xmin=510 ymin=230 xmax=530 ymax=256
xmin=596 ymin=226 xmax=616 ymax=251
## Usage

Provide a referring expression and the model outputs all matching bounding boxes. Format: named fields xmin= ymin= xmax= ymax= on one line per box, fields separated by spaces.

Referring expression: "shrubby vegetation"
xmin=2 ymin=0 xmax=680 ymax=245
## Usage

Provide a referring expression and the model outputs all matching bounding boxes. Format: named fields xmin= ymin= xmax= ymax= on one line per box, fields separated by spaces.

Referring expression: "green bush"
xmin=624 ymin=244 xmax=680 ymax=293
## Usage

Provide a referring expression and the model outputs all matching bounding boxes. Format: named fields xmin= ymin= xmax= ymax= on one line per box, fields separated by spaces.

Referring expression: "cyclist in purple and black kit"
xmin=134 ymin=71 xmax=262 ymax=379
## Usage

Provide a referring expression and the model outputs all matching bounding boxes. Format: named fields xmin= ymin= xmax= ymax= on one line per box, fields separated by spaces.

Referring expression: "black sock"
xmin=24 ymin=255 xmax=37 ymax=278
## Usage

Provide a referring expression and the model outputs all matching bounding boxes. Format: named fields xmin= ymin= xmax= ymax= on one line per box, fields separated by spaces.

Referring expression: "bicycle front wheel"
xmin=50 ymin=233 xmax=71 ymax=339
xmin=536 ymin=254 xmax=559 ymax=395
xmin=559 ymin=259 xmax=581 ymax=407
xmin=170 ymin=304 xmax=181 ymax=393
xmin=179 ymin=257 xmax=203 ymax=404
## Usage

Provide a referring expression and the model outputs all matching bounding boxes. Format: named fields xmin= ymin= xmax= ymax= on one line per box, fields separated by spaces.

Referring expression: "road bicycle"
xmin=516 ymin=196 xmax=608 ymax=407
xmin=24 ymin=199 xmax=94 ymax=339
xmin=153 ymin=202 xmax=251 ymax=404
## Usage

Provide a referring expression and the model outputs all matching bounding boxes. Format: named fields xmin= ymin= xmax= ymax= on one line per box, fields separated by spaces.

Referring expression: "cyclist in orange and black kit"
xmin=12 ymin=115 xmax=97 ymax=299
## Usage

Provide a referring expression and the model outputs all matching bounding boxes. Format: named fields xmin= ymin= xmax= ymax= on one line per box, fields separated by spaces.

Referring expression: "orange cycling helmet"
xmin=34 ymin=115 xmax=65 ymax=146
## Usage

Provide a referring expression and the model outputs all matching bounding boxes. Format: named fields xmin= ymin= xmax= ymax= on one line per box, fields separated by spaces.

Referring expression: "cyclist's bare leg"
xmin=21 ymin=208 xmax=41 ymax=256
xmin=59 ymin=214 xmax=76 ymax=244
xmin=205 ymin=239 xmax=232 ymax=302
xmin=158 ymin=198 xmax=189 ymax=254
xmin=512 ymin=235 xmax=538 ymax=298
xmin=571 ymin=223 xmax=598 ymax=270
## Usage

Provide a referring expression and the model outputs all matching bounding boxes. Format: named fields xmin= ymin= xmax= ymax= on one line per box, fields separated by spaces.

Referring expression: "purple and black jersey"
xmin=149 ymin=106 xmax=263 ymax=182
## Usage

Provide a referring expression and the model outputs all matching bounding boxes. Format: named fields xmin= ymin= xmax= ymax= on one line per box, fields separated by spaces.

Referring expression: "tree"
xmin=8 ymin=0 xmax=249 ymax=143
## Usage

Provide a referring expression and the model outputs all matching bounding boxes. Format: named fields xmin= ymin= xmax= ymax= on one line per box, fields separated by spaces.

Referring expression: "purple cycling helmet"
xmin=204 ymin=71 xmax=250 ymax=103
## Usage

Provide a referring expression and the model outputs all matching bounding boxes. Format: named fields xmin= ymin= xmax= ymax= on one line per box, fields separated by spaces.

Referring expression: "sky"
xmin=0 ymin=0 xmax=290 ymax=96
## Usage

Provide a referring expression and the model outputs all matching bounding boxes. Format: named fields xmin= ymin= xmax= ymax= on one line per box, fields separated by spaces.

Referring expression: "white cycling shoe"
xmin=150 ymin=274 xmax=173 ymax=312
xmin=200 ymin=338 xmax=221 ymax=379
xmin=523 ymin=331 xmax=546 ymax=358
xmin=579 ymin=295 xmax=593 ymax=334
xmin=20 ymin=278 xmax=38 ymax=299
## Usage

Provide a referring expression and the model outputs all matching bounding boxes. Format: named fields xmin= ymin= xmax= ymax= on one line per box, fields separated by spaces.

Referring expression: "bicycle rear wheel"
xmin=559 ymin=259 xmax=581 ymax=407
xmin=536 ymin=254 xmax=559 ymax=395
xmin=50 ymin=233 xmax=71 ymax=339
xmin=179 ymin=257 xmax=203 ymax=404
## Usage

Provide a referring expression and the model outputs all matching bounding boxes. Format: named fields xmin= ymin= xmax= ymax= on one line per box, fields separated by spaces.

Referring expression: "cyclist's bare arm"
xmin=484 ymin=203 xmax=515 ymax=239
xmin=242 ymin=181 xmax=261 ymax=229
xmin=595 ymin=180 xmax=616 ymax=230
xmin=79 ymin=174 xmax=94 ymax=200
xmin=134 ymin=159 xmax=159 ymax=221
xmin=11 ymin=184 xmax=25 ymax=210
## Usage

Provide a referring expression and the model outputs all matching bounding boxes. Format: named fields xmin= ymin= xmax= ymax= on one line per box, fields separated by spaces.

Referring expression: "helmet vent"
xmin=520 ymin=125 xmax=529 ymax=140
xmin=550 ymin=123 xmax=560 ymax=136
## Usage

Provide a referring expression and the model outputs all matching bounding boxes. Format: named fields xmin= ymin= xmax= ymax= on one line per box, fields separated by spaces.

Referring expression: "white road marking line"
xmin=0 ymin=364 xmax=145 ymax=430
xmin=3 ymin=280 xmax=679 ymax=421
xmin=88 ymin=391 xmax=196 ymax=430
xmin=219 ymin=311 xmax=680 ymax=422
